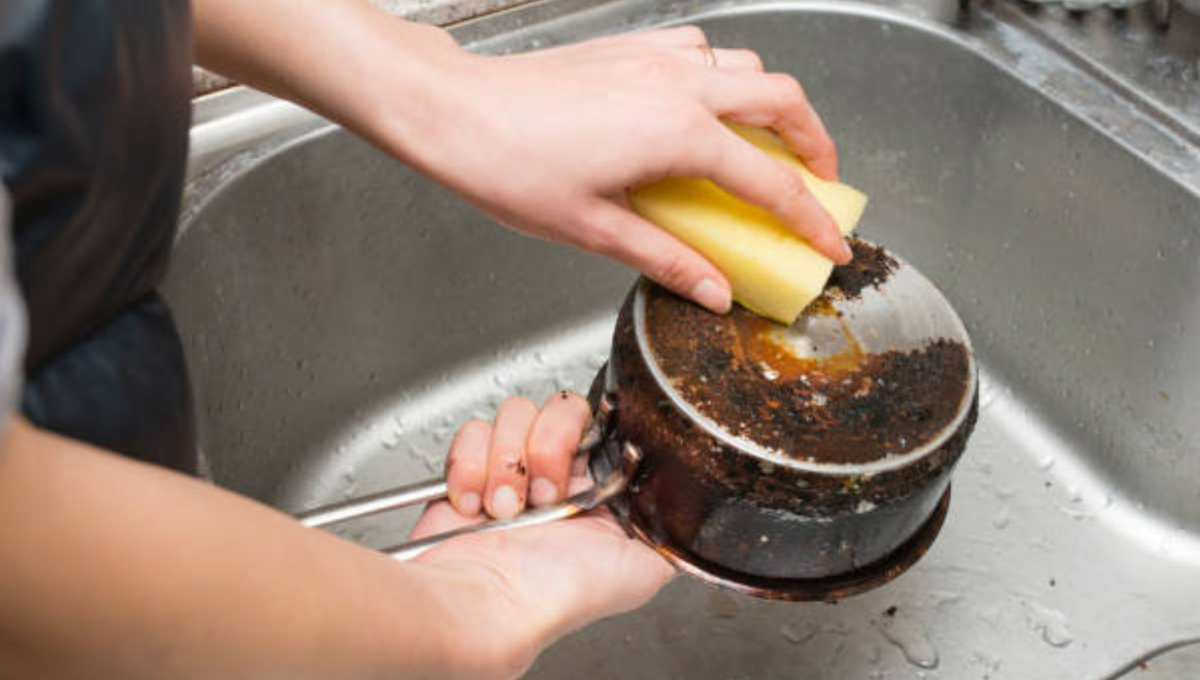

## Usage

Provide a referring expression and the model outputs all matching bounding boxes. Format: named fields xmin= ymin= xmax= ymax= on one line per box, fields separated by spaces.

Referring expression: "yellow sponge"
xmin=629 ymin=124 xmax=868 ymax=324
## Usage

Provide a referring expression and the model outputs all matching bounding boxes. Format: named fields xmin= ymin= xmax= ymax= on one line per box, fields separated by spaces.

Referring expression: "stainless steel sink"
xmin=167 ymin=1 xmax=1200 ymax=677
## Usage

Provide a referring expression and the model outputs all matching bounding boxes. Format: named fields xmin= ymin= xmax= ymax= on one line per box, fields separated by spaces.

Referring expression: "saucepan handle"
xmin=294 ymin=395 xmax=638 ymax=561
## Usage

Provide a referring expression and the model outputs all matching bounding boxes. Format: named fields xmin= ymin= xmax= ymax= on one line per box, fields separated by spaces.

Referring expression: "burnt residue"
xmin=822 ymin=238 xmax=898 ymax=301
xmin=646 ymin=290 xmax=970 ymax=465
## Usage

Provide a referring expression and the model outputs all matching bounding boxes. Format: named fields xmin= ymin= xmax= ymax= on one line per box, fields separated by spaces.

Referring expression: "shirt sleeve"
xmin=0 ymin=186 xmax=28 ymax=439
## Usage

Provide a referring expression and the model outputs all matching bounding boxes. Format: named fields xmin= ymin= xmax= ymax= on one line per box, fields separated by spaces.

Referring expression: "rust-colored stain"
xmin=646 ymin=274 xmax=969 ymax=465
xmin=735 ymin=301 xmax=866 ymax=380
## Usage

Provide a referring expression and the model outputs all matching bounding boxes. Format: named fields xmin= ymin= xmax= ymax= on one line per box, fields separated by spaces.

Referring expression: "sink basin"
xmin=166 ymin=1 xmax=1200 ymax=677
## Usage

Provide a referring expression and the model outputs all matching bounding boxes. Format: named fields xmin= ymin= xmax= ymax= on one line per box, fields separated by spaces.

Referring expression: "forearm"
xmin=192 ymin=0 xmax=457 ymax=162
xmin=0 ymin=418 xmax=482 ymax=679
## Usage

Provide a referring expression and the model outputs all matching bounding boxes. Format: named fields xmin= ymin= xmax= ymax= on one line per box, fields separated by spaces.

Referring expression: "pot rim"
xmin=632 ymin=255 xmax=978 ymax=477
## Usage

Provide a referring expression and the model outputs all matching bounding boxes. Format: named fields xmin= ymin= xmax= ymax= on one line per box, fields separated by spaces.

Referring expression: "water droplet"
xmin=930 ymin=591 xmax=962 ymax=609
xmin=972 ymin=650 xmax=1003 ymax=674
xmin=706 ymin=590 xmax=740 ymax=619
xmin=979 ymin=380 xmax=998 ymax=410
xmin=992 ymin=507 xmax=1012 ymax=529
xmin=1026 ymin=602 xmax=1073 ymax=648
xmin=382 ymin=429 xmax=402 ymax=450
xmin=876 ymin=616 xmax=939 ymax=669
xmin=780 ymin=622 xmax=818 ymax=644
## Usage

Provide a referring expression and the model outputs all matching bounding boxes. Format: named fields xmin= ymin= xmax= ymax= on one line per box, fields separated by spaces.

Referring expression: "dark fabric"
xmin=22 ymin=294 xmax=196 ymax=469
xmin=0 ymin=0 xmax=197 ymax=472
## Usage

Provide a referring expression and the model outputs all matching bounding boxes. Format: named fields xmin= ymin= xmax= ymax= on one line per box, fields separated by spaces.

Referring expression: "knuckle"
xmin=651 ymin=249 xmax=693 ymax=289
xmin=676 ymin=25 xmax=708 ymax=45
xmin=579 ymin=216 xmax=621 ymax=255
xmin=450 ymin=461 xmax=486 ymax=481
xmin=774 ymin=170 xmax=809 ymax=214
xmin=497 ymin=452 xmax=525 ymax=470
xmin=675 ymin=105 xmax=716 ymax=144
xmin=735 ymin=49 xmax=764 ymax=70
xmin=525 ymin=442 xmax=551 ymax=463
xmin=446 ymin=426 xmax=488 ymax=475
xmin=637 ymin=52 xmax=681 ymax=80
xmin=526 ymin=438 xmax=564 ymax=468
xmin=815 ymin=135 xmax=838 ymax=160
xmin=770 ymin=73 xmax=807 ymax=108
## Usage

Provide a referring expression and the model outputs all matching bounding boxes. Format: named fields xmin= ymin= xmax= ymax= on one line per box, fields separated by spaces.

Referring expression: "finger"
xmin=526 ymin=391 xmax=592 ymax=506
xmin=571 ymin=451 xmax=590 ymax=477
xmin=409 ymin=499 xmax=480 ymax=540
xmin=698 ymin=71 xmax=839 ymax=181
xmin=681 ymin=122 xmax=850 ymax=264
xmin=619 ymin=25 xmax=709 ymax=48
xmin=712 ymin=48 xmax=764 ymax=72
xmin=484 ymin=398 xmax=540 ymax=519
xmin=445 ymin=420 xmax=490 ymax=517
xmin=514 ymin=26 xmax=707 ymax=62
xmin=675 ymin=47 xmax=763 ymax=72
xmin=585 ymin=200 xmax=732 ymax=313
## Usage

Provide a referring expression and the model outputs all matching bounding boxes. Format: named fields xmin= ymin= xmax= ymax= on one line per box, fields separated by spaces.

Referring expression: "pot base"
xmin=612 ymin=487 xmax=952 ymax=602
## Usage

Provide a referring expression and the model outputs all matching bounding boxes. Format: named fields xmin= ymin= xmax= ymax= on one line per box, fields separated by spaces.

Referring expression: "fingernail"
xmin=490 ymin=486 xmax=521 ymax=519
xmin=457 ymin=492 xmax=481 ymax=516
xmin=529 ymin=477 xmax=558 ymax=506
xmin=838 ymin=238 xmax=854 ymax=264
xmin=691 ymin=278 xmax=731 ymax=314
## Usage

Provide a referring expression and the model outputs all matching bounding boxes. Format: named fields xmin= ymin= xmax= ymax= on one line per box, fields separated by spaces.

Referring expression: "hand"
xmin=408 ymin=393 xmax=674 ymax=680
xmin=196 ymin=5 xmax=848 ymax=314
xmin=368 ymin=25 xmax=851 ymax=314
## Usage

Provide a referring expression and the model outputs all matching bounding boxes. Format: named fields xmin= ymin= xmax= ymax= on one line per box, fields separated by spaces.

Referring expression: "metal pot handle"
xmin=294 ymin=396 xmax=639 ymax=561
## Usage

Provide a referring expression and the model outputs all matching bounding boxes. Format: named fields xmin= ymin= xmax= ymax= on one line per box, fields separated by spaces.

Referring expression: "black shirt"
xmin=0 ymin=0 xmax=198 ymax=471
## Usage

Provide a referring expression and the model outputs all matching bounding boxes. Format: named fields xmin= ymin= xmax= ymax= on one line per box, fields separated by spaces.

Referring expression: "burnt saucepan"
xmin=297 ymin=239 xmax=978 ymax=600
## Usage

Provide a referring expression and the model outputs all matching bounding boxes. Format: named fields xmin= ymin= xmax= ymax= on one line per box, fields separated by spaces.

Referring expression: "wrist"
xmin=341 ymin=18 xmax=479 ymax=169
xmin=409 ymin=557 xmax=548 ymax=680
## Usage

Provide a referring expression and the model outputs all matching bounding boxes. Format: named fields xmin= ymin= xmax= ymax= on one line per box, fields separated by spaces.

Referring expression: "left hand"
xmin=196 ymin=2 xmax=849 ymax=315
xmin=363 ymin=25 xmax=849 ymax=315
xmin=408 ymin=393 xmax=674 ymax=680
